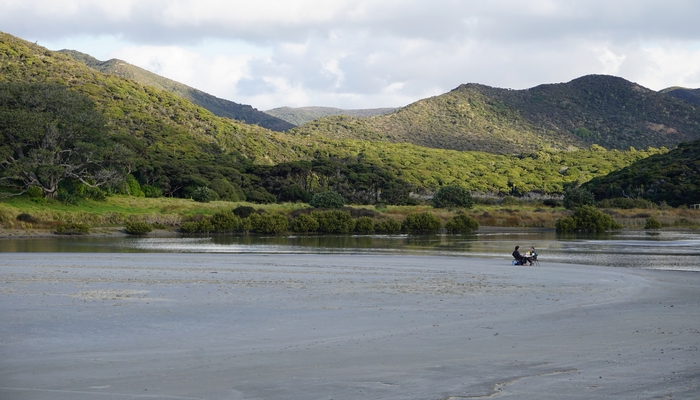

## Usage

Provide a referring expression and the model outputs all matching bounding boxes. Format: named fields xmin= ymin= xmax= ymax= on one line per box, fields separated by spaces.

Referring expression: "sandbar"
xmin=1 ymin=252 xmax=698 ymax=399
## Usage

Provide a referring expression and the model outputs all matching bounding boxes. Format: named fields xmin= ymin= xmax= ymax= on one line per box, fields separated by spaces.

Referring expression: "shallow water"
xmin=1 ymin=230 xmax=699 ymax=272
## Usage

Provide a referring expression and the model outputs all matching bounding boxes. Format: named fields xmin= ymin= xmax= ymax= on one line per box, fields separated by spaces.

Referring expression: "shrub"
xmin=353 ymin=216 xmax=375 ymax=234
xmin=432 ymin=185 xmax=474 ymax=209
xmin=125 ymin=221 xmax=153 ymax=235
xmin=563 ymin=187 xmax=595 ymax=210
xmin=232 ymin=206 xmax=256 ymax=219
xmin=290 ymin=214 xmax=319 ymax=233
xmin=445 ymin=214 xmax=479 ymax=233
xmin=501 ymin=196 xmax=520 ymax=206
xmin=16 ymin=213 xmax=38 ymax=223
xmin=56 ymin=222 xmax=90 ymax=235
xmin=402 ymin=212 xmax=442 ymax=234
xmin=26 ymin=186 xmax=43 ymax=199
xmin=247 ymin=213 xmax=288 ymax=234
xmin=210 ymin=178 xmax=242 ymax=202
xmin=142 ymin=185 xmax=163 ymax=198
xmin=374 ymin=218 xmax=402 ymax=234
xmin=125 ymin=174 xmax=145 ymax=197
xmin=645 ymin=217 xmax=662 ymax=231
xmin=191 ymin=187 xmax=218 ymax=203
xmin=180 ymin=221 xmax=201 ymax=233
xmin=542 ymin=198 xmax=563 ymax=208
xmin=555 ymin=205 xmax=622 ymax=233
xmin=596 ymin=197 xmax=652 ymax=209
xmin=312 ymin=210 xmax=355 ymax=233
xmin=310 ymin=191 xmax=345 ymax=209
xmin=279 ymin=184 xmax=312 ymax=203
xmin=210 ymin=211 xmax=242 ymax=232
xmin=244 ymin=188 xmax=276 ymax=204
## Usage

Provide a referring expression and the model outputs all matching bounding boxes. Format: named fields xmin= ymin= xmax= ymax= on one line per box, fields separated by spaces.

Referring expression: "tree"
xmin=310 ymin=191 xmax=345 ymax=208
xmin=563 ymin=186 xmax=595 ymax=210
xmin=555 ymin=205 xmax=621 ymax=233
xmin=432 ymin=185 xmax=474 ymax=209
xmin=402 ymin=212 xmax=442 ymax=233
xmin=445 ymin=214 xmax=479 ymax=233
xmin=0 ymin=83 xmax=125 ymax=197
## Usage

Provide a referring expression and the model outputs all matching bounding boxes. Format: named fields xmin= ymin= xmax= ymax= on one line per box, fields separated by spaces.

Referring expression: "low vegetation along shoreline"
xmin=2 ymin=194 xmax=699 ymax=238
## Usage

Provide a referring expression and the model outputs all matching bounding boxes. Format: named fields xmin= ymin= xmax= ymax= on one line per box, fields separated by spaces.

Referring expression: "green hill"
xmin=59 ymin=49 xmax=296 ymax=132
xmin=661 ymin=87 xmax=700 ymax=106
xmin=0 ymin=31 xmax=671 ymax=203
xmin=292 ymin=75 xmax=700 ymax=154
xmin=265 ymin=106 xmax=398 ymax=126
xmin=583 ymin=139 xmax=700 ymax=207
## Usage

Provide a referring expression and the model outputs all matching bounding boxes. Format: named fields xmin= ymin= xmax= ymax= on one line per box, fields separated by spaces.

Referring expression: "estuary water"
xmin=1 ymin=229 xmax=699 ymax=272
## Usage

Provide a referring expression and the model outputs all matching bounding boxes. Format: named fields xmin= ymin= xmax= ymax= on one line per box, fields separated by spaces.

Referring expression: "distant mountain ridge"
xmin=265 ymin=106 xmax=398 ymax=126
xmin=59 ymin=49 xmax=296 ymax=132
xmin=292 ymin=75 xmax=700 ymax=154
xmin=662 ymin=87 xmax=700 ymax=106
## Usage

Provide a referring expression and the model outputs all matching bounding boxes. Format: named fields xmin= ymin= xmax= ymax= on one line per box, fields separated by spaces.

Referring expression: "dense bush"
xmin=353 ymin=216 xmax=375 ymax=234
xmin=244 ymin=188 xmax=276 ymax=204
xmin=645 ymin=217 xmax=662 ymax=230
xmin=125 ymin=221 xmax=153 ymax=235
xmin=56 ymin=222 xmax=90 ymax=235
xmin=290 ymin=214 xmax=320 ymax=233
xmin=542 ymin=198 xmax=563 ymax=208
xmin=279 ymin=184 xmax=312 ymax=203
xmin=232 ymin=206 xmax=256 ymax=218
xmin=563 ymin=187 xmax=595 ymax=210
xmin=191 ymin=187 xmax=218 ymax=203
xmin=210 ymin=178 xmax=242 ymax=202
xmin=180 ymin=221 xmax=201 ymax=233
xmin=596 ymin=197 xmax=652 ymax=209
xmin=142 ymin=185 xmax=163 ymax=198
xmin=374 ymin=218 xmax=402 ymax=234
xmin=445 ymin=214 xmax=479 ymax=233
xmin=210 ymin=211 xmax=242 ymax=232
xmin=555 ymin=205 xmax=622 ymax=233
xmin=247 ymin=213 xmax=288 ymax=234
xmin=16 ymin=213 xmax=38 ymax=223
xmin=312 ymin=210 xmax=355 ymax=233
xmin=310 ymin=191 xmax=345 ymax=209
xmin=402 ymin=212 xmax=442 ymax=233
xmin=431 ymin=185 xmax=474 ymax=209
xmin=26 ymin=186 xmax=43 ymax=199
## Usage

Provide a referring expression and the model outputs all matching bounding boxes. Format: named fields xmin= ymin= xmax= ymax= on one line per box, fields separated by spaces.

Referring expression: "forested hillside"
xmin=293 ymin=75 xmax=700 ymax=154
xmin=266 ymin=106 xmax=397 ymax=126
xmin=60 ymin=50 xmax=296 ymax=132
xmin=662 ymin=87 xmax=700 ymax=106
xmin=0 ymin=31 xmax=671 ymax=205
xmin=583 ymin=139 xmax=700 ymax=207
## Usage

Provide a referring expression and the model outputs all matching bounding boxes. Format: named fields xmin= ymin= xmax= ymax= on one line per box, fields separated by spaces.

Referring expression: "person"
xmin=512 ymin=246 xmax=526 ymax=265
xmin=528 ymin=247 xmax=538 ymax=265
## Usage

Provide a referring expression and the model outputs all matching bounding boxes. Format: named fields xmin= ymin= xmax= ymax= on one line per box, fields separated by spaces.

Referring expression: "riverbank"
xmin=1 ymin=253 xmax=698 ymax=399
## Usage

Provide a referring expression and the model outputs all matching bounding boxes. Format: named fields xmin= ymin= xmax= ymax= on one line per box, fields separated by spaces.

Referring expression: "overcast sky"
xmin=3 ymin=0 xmax=700 ymax=110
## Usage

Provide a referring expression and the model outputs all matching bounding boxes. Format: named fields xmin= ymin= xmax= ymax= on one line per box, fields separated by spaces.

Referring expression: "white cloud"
xmin=3 ymin=0 xmax=700 ymax=109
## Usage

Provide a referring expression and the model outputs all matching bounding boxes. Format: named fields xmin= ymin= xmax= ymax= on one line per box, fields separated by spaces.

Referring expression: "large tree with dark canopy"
xmin=0 ymin=83 xmax=127 ymax=197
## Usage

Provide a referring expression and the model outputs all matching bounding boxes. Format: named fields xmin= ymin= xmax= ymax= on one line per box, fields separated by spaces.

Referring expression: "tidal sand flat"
xmin=0 ymin=253 xmax=698 ymax=399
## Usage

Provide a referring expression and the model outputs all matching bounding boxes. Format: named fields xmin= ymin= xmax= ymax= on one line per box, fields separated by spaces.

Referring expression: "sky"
xmin=3 ymin=0 xmax=700 ymax=110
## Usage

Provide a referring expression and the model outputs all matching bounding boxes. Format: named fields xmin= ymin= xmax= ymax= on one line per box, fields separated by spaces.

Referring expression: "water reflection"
xmin=1 ymin=230 xmax=699 ymax=272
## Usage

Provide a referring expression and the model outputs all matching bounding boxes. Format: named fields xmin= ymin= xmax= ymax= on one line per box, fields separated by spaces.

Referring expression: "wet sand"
xmin=0 ymin=253 xmax=698 ymax=399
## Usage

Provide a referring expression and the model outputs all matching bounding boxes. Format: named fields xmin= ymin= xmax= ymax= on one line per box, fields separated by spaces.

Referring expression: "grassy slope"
xmin=265 ymin=106 xmax=398 ymax=126
xmin=60 ymin=49 xmax=296 ymax=132
xmin=292 ymin=75 xmax=700 ymax=154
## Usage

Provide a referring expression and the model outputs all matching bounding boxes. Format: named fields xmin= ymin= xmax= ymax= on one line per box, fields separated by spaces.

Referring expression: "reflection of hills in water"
xmin=0 ymin=231 xmax=698 ymax=272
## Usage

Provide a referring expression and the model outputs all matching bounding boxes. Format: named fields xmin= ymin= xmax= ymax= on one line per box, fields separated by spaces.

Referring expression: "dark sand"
xmin=1 ymin=253 xmax=698 ymax=399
